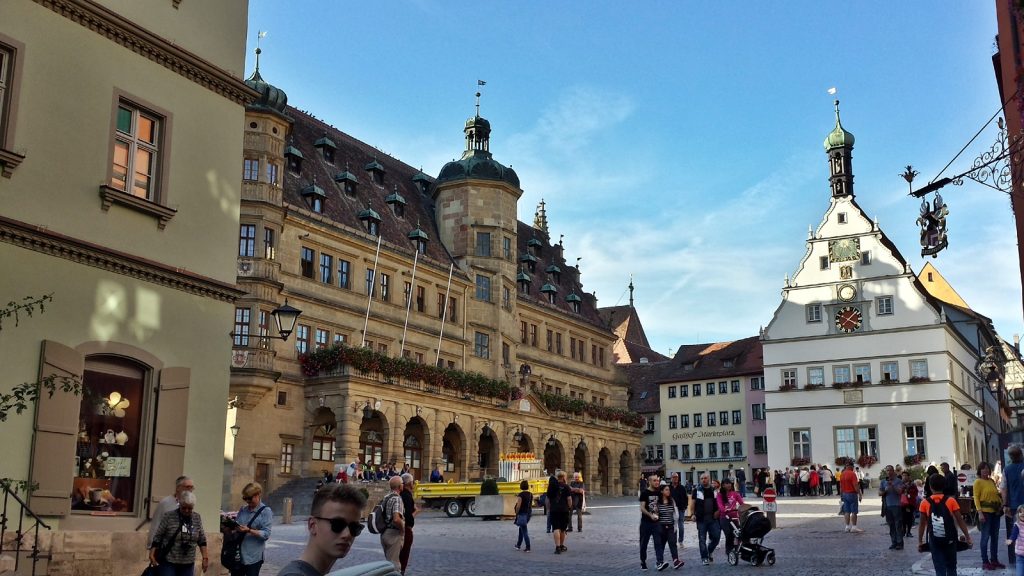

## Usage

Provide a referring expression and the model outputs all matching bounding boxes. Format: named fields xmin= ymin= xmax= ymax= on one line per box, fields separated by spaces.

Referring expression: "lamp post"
xmin=974 ymin=346 xmax=1004 ymax=462
xmin=229 ymin=299 xmax=303 ymax=343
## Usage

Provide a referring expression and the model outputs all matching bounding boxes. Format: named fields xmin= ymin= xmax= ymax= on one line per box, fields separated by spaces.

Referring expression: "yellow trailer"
xmin=415 ymin=478 xmax=550 ymax=517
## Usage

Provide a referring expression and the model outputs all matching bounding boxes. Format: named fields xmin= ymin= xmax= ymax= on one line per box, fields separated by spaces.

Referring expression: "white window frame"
xmin=808 ymin=366 xmax=825 ymax=387
xmin=880 ymin=361 xmax=899 ymax=382
xmin=806 ymin=303 xmax=822 ymax=323
xmin=904 ymin=423 xmax=926 ymax=457
xmin=832 ymin=365 xmax=851 ymax=384
xmin=877 ymin=295 xmax=894 ymax=315
xmin=853 ymin=363 xmax=871 ymax=384
xmin=791 ymin=429 xmax=811 ymax=460
xmin=111 ymin=99 xmax=162 ymax=201
xmin=782 ymin=369 xmax=798 ymax=388
xmin=910 ymin=359 xmax=929 ymax=380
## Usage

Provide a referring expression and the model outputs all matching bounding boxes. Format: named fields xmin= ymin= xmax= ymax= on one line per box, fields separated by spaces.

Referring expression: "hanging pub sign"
xmin=917 ymin=193 xmax=949 ymax=258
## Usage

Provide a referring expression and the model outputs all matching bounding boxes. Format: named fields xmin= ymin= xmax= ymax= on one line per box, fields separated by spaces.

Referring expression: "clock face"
xmin=835 ymin=306 xmax=862 ymax=333
xmin=828 ymin=238 xmax=861 ymax=262
xmin=838 ymin=284 xmax=856 ymax=302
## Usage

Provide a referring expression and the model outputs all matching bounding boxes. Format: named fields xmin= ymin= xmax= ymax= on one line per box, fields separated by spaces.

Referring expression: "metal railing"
xmin=0 ymin=481 xmax=51 ymax=576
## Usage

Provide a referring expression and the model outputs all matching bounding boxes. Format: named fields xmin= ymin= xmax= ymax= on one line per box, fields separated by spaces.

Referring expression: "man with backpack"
xmin=919 ymin=473 xmax=972 ymax=576
xmin=379 ymin=476 xmax=406 ymax=572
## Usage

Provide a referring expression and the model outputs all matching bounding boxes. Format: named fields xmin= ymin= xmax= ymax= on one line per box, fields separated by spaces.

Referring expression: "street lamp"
xmin=974 ymin=346 xmax=1004 ymax=462
xmin=229 ymin=299 xmax=302 ymax=343
xmin=230 ymin=424 xmax=240 ymax=438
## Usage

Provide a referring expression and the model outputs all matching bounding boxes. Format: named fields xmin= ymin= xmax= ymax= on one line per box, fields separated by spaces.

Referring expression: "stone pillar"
xmin=389 ymin=402 xmax=404 ymax=467
xmin=468 ymin=416 xmax=481 ymax=480
xmin=335 ymin=393 xmax=361 ymax=465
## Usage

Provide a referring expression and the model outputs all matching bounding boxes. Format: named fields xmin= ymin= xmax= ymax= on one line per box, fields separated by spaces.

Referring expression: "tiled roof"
xmin=657 ymin=336 xmax=763 ymax=383
xmin=515 ymin=221 xmax=606 ymax=329
xmin=282 ymin=107 xmax=456 ymax=270
xmin=598 ymin=305 xmax=669 ymax=364
xmin=623 ymin=360 xmax=674 ymax=414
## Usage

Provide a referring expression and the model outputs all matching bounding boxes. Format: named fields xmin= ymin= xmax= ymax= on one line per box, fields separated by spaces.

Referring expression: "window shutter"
xmin=149 ymin=367 xmax=190 ymax=518
xmin=29 ymin=340 xmax=84 ymax=517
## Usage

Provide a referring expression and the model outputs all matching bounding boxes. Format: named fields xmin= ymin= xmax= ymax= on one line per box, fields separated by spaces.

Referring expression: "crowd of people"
xmin=316 ymin=459 xmax=434 ymax=487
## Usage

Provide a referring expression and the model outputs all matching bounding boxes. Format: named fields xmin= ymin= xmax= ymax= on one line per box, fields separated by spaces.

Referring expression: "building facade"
xmin=0 ymin=0 xmax=251 ymax=574
xmin=763 ymin=103 xmax=1007 ymax=476
xmin=227 ymin=69 xmax=643 ymax=507
xmin=657 ymin=337 xmax=764 ymax=486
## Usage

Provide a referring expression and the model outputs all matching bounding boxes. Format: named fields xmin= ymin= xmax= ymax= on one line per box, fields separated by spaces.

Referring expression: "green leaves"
xmin=0 ymin=293 xmax=54 ymax=332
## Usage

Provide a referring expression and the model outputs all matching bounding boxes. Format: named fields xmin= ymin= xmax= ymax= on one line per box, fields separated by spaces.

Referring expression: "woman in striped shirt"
xmin=657 ymin=484 xmax=684 ymax=570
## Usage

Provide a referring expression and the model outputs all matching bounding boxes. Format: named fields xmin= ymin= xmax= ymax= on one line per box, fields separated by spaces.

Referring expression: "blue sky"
xmin=246 ymin=1 xmax=1019 ymax=356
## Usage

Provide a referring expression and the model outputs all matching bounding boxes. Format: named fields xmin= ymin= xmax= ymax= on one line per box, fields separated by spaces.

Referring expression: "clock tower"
xmin=824 ymin=99 xmax=855 ymax=198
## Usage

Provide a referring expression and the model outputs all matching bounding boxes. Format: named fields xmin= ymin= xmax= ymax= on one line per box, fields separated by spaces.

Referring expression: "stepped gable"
xmin=624 ymin=359 xmax=673 ymax=414
xmin=515 ymin=220 xmax=605 ymax=329
xmin=282 ymin=107 xmax=455 ymax=269
xmin=658 ymin=336 xmax=762 ymax=382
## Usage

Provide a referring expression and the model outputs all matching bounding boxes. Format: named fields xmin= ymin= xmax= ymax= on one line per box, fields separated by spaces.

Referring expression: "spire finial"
xmin=475 ymin=92 xmax=481 ymax=117
xmin=255 ymin=31 xmax=267 ymax=72
xmin=629 ymin=274 xmax=635 ymax=307
xmin=834 ymin=98 xmax=841 ymax=124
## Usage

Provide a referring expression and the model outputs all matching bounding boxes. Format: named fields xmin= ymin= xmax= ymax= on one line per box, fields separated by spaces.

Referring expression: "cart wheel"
xmin=727 ymin=550 xmax=739 ymax=566
xmin=465 ymin=498 xmax=477 ymax=517
xmin=443 ymin=499 xmax=464 ymax=517
xmin=766 ymin=552 xmax=776 ymax=566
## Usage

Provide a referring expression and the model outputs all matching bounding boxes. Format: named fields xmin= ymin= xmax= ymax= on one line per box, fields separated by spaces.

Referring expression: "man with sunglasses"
xmin=277 ymin=483 xmax=367 ymax=576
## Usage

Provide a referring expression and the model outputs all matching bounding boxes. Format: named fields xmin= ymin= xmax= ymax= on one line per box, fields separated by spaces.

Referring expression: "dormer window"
xmin=683 ymin=362 xmax=695 ymax=372
xmin=334 ymin=166 xmax=359 ymax=196
xmin=517 ymin=270 xmax=531 ymax=294
xmin=566 ymin=292 xmax=581 ymax=314
xmin=358 ymin=206 xmax=381 ymax=236
xmin=545 ymin=264 xmax=561 ymax=284
xmin=408 ymin=227 xmax=429 ymax=255
xmin=284 ymin=144 xmax=303 ymax=174
xmin=365 ymin=158 xmax=385 ymax=186
xmin=412 ymin=170 xmax=431 ymax=195
xmin=540 ymin=282 xmax=558 ymax=304
xmin=528 ymin=237 xmax=543 ymax=257
xmin=723 ymin=358 xmax=735 ymax=368
xmin=314 ymin=134 xmax=336 ymax=164
xmin=520 ymin=253 xmax=537 ymax=273
xmin=385 ymin=186 xmax=406 ymax=218
xmin=301 ymin=179 xmax=326 ymax=214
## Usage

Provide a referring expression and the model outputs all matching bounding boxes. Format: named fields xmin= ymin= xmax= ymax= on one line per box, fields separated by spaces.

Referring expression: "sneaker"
xmin=641 ymin=563 xmax=649 ymax=571
xmin=559 ymin=545 xmax=567 ymax=552
xmin=708 ymin=555 xmax=714 ymax=564
xmin=673 ymin=559 xmax=684 ymax=569
xmin=850 ymin=527 xmax=864 ymax=533
xmin=657 ymin=563 xmax=669 ymax=571
xmin=514 ymin=546 xmax=521 ymax=551
xmin=524 ymin=549 xmax=530 ymax=553
xmin=994 ymin=562 xmax=1007 ymax=569
xmin=555 ymin=547 xmax=561 ymax=555
xmin=844 ymin=525 xmax=851 ymax=532
xmin=701 ymin=559 xmax=709 ymax=566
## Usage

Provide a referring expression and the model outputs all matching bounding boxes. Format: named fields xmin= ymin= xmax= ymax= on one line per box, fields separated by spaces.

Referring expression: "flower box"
xmin=791 ymin=457 xmax=810 ymax=467
xmin=878 ymin=379 xmax=900 ymax=385
xmin=835 ymin=456 xmax=854 ymax=467
xmin=856 ymin=454 xmax=878 ymax=468
xmin=779 ymin=383 xmax=797 ymax=391
xmin=804 ymin=383 xmax=825 ymax=390
xmin=904 ymin=453 xmax=926 ymax=467
xmin=909 ymin=376 xmax=931 ymax=383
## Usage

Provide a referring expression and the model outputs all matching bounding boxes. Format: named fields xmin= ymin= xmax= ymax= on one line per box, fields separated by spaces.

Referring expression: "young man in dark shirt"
xmin=668 ymin=472 xmax=689 ymax=544
xmin=638 ymin=474 xmax=664 ymax=570
xmin=277 ymin=484 xmax=366 ymax=576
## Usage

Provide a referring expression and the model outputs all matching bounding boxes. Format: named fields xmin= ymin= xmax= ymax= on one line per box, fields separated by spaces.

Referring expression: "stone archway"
xmin=402 ymin=416 xmax=429 ymax=481
xmin=573 ymin=439 xmax=590 ymax=480
xmin=359 ymin=408 xmax=389 ymax=469
xmin=478 ymin=426 xmax=500 ymax=478
xmin=620 ymin=450 xmax=633 ymax=496
xmin=442 ymin=423 xmax=465 ymax=483
xmin=599 ymin=448 xmax=611 ymax=495
xmin=544 ymin=437 xmax=565 ymax=474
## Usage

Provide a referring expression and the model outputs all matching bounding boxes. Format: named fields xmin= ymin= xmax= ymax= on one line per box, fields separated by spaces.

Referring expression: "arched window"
xmin=361 ymin=430 xmax=384 ymax=466
xmin=404 ymin=435 xmax=421 ymax=470
xmin=312 ymin=424 xmax=336 ymax=461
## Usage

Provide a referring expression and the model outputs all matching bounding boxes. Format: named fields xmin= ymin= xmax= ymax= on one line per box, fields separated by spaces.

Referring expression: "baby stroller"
xmin=726 ymin=506 xmax=776 ymax=567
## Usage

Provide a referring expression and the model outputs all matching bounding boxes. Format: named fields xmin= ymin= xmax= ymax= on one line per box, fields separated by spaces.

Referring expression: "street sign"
xmin=762 ymin=487 xmax=777 ymax=503
xmin=762 ymin=501 xmax=777 ymax=512
xmin=957 ymin=473 xmax=967 ymax=483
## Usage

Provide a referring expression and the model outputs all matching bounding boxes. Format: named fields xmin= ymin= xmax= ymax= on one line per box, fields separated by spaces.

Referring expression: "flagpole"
xmin=361 ymin=233 xmax=383 ymax=348
xmin=399 ymin=250 xmax=419 ymax=356
xmin=435 ymin=263 xmax=454 ymax=365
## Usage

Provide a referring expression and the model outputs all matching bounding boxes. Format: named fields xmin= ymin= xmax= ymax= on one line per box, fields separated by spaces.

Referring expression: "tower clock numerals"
xmin=835 ymin=306 xmax=862 ymax=333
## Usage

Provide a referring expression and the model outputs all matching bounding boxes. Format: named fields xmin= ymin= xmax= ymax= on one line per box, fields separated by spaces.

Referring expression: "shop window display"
xmin=71 ymin=359 xmax=146 ymax=513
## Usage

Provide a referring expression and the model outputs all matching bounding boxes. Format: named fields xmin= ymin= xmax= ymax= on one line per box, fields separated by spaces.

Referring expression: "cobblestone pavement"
xmin=256 ymin=494 xmax=1009 ymax=575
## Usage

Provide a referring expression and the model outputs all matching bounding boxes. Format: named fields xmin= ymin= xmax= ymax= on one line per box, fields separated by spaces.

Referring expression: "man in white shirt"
xmin=147 ymin=475 xmax=194 ymax=547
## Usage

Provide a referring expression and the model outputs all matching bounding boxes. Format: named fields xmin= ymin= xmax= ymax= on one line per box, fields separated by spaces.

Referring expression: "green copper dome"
xmin=824 ymin=99 xmax=855 ymax=151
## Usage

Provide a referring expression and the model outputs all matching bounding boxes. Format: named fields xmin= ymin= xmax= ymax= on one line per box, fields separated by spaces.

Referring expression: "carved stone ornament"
xmin=840 ymin=266 xmax=852 ymax=280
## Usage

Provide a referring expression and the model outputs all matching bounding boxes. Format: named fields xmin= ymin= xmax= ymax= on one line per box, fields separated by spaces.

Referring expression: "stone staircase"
xmin=264 ymin=476 xmax=321 ymax=519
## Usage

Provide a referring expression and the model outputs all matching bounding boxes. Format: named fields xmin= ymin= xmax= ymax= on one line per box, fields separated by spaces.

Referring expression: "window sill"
xmin=0 ymin=147 xmax=25 ymax=178
xmin=99 ymin=185 xmax=177 ymax=229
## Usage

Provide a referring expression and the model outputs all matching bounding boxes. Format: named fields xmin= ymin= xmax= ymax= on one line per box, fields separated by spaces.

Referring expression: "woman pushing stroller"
xmin=717 ymin=478 xmax=745 ymax=555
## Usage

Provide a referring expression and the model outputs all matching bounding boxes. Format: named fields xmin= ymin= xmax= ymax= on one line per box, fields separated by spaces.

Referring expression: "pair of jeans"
xmin=571 ymin=505 xmax=583 ymax=531
xmin=516 ymin=521 xmax=531 ymax=550
xmin=639 ymin=521 xmax=664 ymax=566
xmin=979 ymin=511 xmax=1001 ymax=564
xmin=158 ymin=564 xmax=194 ymax=576
xmin=720 ymin=517 xmax=738 ymax=554
xmin=1016 ymin=556 xmax=1024 ymax=576
xmin=696 ymin=517 xmax=721 ymax=560
xmin=884 ymin=505 xmax=903 ymax=547
xmin=929 ymin=539 xmax=958 ymax=576
xmin=657 ymin=524 xmax=679 ymax=561
xmin=676 ymin=510 xmax=686 ymax=543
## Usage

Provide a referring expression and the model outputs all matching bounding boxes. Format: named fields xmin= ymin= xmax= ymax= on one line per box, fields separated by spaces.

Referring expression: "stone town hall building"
xmin=227 ymin=59 xmax=643 ymax=505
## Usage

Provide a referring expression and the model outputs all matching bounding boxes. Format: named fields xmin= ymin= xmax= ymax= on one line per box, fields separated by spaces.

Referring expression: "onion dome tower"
xmin=824 ymin=99 xmax=855 ymax=198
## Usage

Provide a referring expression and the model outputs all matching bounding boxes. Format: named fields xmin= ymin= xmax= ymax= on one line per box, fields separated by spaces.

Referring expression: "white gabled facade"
xmin=763 ymin=102 xmax=1002 ymax=477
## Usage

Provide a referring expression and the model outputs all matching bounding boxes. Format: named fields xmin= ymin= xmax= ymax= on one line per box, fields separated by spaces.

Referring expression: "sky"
xmin=245 ymin=1 xmax=1021 ymax=356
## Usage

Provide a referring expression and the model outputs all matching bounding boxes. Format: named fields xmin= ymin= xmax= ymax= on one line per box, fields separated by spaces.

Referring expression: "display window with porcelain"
xmin=71 ymin=357 xmax=146 ymax=514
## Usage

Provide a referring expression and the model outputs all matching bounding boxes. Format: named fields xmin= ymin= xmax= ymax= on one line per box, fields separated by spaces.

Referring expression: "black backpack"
xmin=926 ymin=496 xmax=957 ymax=544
